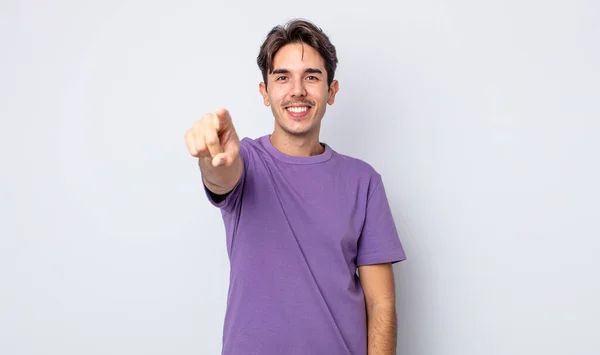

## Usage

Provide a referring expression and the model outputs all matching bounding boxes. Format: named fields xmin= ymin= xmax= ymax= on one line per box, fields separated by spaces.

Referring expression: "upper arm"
xmin=358 ymin=262 xmax=396 ymax=310
xmin=355 ymin=176 xmax=406 ymax=267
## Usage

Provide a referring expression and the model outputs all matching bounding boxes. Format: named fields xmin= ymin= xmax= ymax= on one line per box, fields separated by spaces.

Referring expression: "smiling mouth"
xmin=285 ymin=106 xmax=311 ymax=118
xmin=286 ymin=106 xmax=309 ymax=113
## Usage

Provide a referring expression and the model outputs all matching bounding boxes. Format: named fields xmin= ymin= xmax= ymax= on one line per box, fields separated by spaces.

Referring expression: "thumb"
xmin=212 ymin=151 xmax=236 ymax=167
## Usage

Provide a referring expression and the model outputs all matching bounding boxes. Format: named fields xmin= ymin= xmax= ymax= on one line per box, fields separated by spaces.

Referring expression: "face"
xmin=259 ymin=43 xmax=339 ymax=138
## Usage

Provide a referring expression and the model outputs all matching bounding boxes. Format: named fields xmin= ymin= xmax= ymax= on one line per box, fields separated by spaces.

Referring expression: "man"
xmin=185 ymin=19 xmax=406 ymax=355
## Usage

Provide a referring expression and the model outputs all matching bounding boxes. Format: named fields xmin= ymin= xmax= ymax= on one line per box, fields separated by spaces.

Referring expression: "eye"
xmin=306 ymin=76 xmax=319 ymax=81
xmin=276 ymin=75 xmax=288 ymax=81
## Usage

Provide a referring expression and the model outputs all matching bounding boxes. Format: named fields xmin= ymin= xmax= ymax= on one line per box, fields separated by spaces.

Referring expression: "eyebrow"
xmin=272 ymin=68 xmax=323 ymax=75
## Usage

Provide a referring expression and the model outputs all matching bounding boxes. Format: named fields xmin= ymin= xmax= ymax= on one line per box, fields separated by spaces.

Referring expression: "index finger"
xmin=215 ymin=107 xmax=232 ymax=130
xmin=203 ymin=122 xmax=224 ymax=158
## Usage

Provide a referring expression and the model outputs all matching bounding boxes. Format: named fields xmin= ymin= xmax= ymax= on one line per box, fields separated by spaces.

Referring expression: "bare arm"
xmin=358 ymin=263 xmax=397 ymax=355
xmin=199 ymin=154 xmax=243 ymax=195
xmin=185 ymin=107 xmax=243 ymax=195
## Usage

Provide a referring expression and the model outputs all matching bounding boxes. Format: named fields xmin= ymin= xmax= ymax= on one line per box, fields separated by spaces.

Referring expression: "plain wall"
xmin=1 ymin=0 xmax=599 ymax=354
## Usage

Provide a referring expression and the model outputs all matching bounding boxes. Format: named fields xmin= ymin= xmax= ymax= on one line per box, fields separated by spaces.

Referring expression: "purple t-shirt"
xmin=204 ymin=135 xmax=406 ymax=355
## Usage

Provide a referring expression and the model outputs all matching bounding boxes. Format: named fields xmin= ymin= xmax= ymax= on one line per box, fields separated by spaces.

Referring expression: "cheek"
xmin=309 ymin=87 xmax=328 ymax=100
xmin=269 ymin=90 xmax=286 ymax=105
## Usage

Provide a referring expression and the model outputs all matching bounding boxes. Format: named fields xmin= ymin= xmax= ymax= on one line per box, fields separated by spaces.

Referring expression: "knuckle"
xmin=192 ymin=123 xmax=204 ymax=135
xmin=205 ymin=137 xmax=218 ymax=146
xmin=203 ymin=114 xmax=216 ymax=124
xmin=197 ymin=145 xmax=208 ymax=156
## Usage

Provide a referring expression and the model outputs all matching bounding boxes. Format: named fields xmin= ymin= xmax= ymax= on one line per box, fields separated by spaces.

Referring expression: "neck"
xmin=269 ymin=130 xmax=324 ymax=157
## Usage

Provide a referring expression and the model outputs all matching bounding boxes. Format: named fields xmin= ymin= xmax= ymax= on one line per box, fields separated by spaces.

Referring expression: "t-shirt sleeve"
xmin=202 ymin=141 xmax=248 ymax=213
xmin=356 ymin=175 xmax=407 ymax=266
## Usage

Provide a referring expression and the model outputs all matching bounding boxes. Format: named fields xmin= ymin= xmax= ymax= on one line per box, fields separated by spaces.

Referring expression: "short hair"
xmin=257 ymin=19 xmax=338 ymax=89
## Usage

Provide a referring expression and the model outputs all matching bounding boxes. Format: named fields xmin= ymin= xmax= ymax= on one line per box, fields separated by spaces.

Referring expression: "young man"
xmin=185 ymin=19 xmax=406 ymax=355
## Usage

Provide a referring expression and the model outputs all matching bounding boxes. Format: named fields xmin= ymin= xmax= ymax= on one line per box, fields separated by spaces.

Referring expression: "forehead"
xmin=271 ymin=43 xmax=325 ymax=71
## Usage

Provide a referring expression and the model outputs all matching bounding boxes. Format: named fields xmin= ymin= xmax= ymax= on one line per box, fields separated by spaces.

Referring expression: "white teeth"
xmin=287 ymin=106 xmax=308 ymax=113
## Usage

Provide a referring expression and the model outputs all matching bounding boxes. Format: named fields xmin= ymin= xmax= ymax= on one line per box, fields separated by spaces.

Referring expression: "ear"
xmin=259 ymin=82 xmax=270 ymax=106
xmin=327 ymin=80 xmax=339 ymax=105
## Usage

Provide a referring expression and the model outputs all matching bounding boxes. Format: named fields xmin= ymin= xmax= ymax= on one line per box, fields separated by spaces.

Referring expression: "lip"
xmin=284 ymin=104 xmax=312 ymax=109
xmin=285 ymin=106 xmax=312 ymax=118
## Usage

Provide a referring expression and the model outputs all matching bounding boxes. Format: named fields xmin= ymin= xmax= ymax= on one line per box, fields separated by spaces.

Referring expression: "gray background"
xmin=1 ymin=0 xmax=599 ymax=354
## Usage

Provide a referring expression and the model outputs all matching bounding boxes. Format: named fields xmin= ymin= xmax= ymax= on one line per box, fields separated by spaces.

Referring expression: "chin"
xmin=273 ymin=109 xmax=322 ymax=136
xmin=282 ymin=124 xmax=316 ymax=137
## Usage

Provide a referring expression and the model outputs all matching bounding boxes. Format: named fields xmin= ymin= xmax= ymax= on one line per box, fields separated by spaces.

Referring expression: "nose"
xmin=291 ymin=79 xmax=307 ymax=97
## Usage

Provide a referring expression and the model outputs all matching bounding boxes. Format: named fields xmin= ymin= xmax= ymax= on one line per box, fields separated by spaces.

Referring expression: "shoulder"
xmin=236 ymin=135 xmax=277 ymax=171
xmin=328 ymin=147 xmax=383 ymax=188
xmin=236 ymin=136 xmax=267 ymax=160
xmin=331 ymin=146 xmax=380 ymax=175
xmin=239 ymin=136 xmax=261 ymax=150
xmin=238 ymin=135 xmax=271 ymax=154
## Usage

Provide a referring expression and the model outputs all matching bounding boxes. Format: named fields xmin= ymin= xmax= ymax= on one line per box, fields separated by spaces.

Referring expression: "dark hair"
xmin=257 ymin=19 xmax=338 ymax=89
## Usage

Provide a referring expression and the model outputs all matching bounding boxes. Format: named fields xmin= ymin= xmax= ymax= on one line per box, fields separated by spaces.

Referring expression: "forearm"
xmin=199 ymin=155 xmax=243 ymax=194
xmin=366 ymin=303 xmax=397 ymax=355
